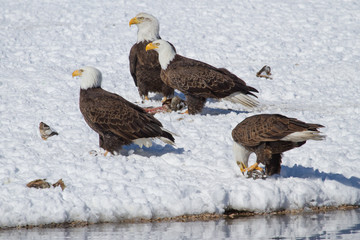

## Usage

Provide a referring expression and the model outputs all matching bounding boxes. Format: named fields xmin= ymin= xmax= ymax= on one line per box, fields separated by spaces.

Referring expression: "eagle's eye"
xmin=138 ymin=17 xmax=144 ymax=20
xmin=80 ymin=69 xmax=84 ymax=73
xmin=155 ymin=43 xmax=160 ymax=46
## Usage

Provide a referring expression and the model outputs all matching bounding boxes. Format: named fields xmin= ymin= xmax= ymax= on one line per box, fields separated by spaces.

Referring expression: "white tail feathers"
xmin=160 ymin=127 xmax=176 ymax=146
xmin=133 ymin=138 xmax=153 ymax=148
xmin=160 ymin=127 xmax=178 ymax=137
xmin=159 ymin=137 xmax=175 ymax=146
xmin=132 ymin=128 xmax=176 ymax=148
xmin=224 ymin=92 xmax=259 ymax=108
xmin=281 ymin=131 xmax=326 ymax=142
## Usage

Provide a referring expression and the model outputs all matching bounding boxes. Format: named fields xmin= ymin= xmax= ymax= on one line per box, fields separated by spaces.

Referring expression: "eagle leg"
xmin=161 ymin=96 xmax=167 ymax=103
xmin=186 ymin=95 xmax=206 ymax=114
xmin=244 ymin=162 xmax=264 ymax=173
xmin=89 ymin=149 xmax=110 ymax=156
xmin=237 ymin=161 xmax=264 ymax=174
xmin=144 ymin=95 xmax=149 ymax=101
xmin=237 ymin=161 xmax=247 ymax=173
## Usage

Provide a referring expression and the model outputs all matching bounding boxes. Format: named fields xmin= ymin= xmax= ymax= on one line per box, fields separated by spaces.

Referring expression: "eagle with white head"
xmin=129 ymin=13 xmax=174 ymax=101
xmin=232 ymin=114 xmax=325 ymax=177
xmin=145 ymin=39 xmax=259 ymax=114
xmin=72 ymin=66 xmax=175 ymax=155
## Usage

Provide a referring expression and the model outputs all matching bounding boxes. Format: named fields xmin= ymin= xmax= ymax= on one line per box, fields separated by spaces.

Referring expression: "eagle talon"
xmin=247 ymin=170 xmax=267 ymax=180
xmin=237 ymin=161 xmax=247 ymax=175
xmin=237 ymin=161 xmax=266 ymax=179
xmin=255 ymin=166 xmax=265 ymax=172
xmin=244 ymin=162 xmax=264 ymax=173
xmin=89 ymin=150 xmax=109 ymax=156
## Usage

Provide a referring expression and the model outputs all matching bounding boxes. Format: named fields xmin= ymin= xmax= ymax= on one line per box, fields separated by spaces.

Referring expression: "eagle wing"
xmin=81 ymin=90 xmax=164 ymax=142
xmin=129 ymin=44 xmax=138 ymax=86
xmin=162 ymin=55 xmax=256 ymax=98
xmin=232 ymin=114 xmax=323 ymax=147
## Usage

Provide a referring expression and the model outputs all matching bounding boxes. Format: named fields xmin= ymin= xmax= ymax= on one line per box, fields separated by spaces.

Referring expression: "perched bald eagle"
xmin=145 ymin=40 xmax=259 ymax=114
xmin=232 ymin=114 xmax=325 ymax=177
xmin=129 ymin=13 xmax=174 ymax=101
xmin=72 ymin=66 xmax=175 ymax=155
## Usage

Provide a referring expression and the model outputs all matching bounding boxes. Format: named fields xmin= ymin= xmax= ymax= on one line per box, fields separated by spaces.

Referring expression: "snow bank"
xmin=0 ymin=0 xmax=359 ymax=228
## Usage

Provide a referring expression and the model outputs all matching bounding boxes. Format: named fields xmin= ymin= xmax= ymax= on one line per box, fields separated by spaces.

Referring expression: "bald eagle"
xmin=232 ymin=114 xmax=325 ymax=177
xmin=72 ymin=66 xmax=175 ymax=155
xmin=145 ymin=40 xmax=259 ymax=114
xmin=129 ymin=13 xmax=174 ymax=101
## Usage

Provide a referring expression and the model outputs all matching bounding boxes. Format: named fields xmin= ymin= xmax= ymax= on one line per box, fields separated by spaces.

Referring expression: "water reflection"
xmin=1 ymin=208 xmax=359 ymax=240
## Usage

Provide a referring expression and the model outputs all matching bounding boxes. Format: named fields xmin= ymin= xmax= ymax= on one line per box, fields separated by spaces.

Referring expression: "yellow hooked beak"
xmin=72 ymin=69 xmax=83 ymax=78
xmin=129 ymin=17 xmax=140 ymax=26
xmin=145 ymin=42 xmax=158 ymax=51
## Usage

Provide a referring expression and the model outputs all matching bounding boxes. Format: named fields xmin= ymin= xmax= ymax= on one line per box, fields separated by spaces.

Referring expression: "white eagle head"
xmin=145 ymin=40 xmax=176 ymax=70
xmin=72 ymin=66 xmax=102 ymax=90
xmin=129 ymin=12 xmax=160 ymax=43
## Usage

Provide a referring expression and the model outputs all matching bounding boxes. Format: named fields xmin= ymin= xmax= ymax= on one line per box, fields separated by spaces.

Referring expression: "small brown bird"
xmin=256 ymin=65 xmax=272 ymax=79
xmin=232 ymin=114 xmax=325 ymax=177
xmin=27 ymin=179 xmax=66 ymax=191
xmin=39 ymin=122 xmax=58 ymax=140
xmin=26 ymin=179 xmax=51 ymax=189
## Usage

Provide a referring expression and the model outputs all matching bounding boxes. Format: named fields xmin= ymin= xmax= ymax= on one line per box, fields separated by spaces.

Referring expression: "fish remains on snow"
xmin=146 ymin=39 xmax=259 ymax=114
xmin=129 ymin=13 xmax=174 ymax=101
xmin=232 ymin=114 xmax=325 ymax=177
xmin=72 ymin=66 xmax=175 ymax=155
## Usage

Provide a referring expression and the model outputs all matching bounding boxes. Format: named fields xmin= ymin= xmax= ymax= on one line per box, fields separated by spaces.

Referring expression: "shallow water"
xmin=1 ymin=208 xmax=359 ymax=240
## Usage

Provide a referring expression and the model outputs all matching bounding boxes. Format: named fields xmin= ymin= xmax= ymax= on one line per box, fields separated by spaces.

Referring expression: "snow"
xmin=1 ymin=0 xmax=360 ymax=228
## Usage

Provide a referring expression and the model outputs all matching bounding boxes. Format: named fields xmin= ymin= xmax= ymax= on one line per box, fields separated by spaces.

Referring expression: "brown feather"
xmin=129 ymin=41 xmax=174 ymax=99
xmin=160 ymin=54 xmax=258 ymax=114
xmin=232 ymin=114 xmax=323 ymax=147
xmin=80 ymin=88 xmax=174 ymax=153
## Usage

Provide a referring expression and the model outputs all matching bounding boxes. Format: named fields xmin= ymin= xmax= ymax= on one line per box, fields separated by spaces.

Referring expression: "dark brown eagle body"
xmin=129 ymin=40 xmax=174 ymax=99
xmin=160 ymin=54 xmax=258 ymax=114
xmin=80 ymin=87 xmax=174 ymax=154
xmin=232 ymin=114 xmax=324 ymax=176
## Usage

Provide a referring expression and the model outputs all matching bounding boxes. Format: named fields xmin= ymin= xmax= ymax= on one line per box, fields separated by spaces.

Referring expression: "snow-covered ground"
xmin=1 ymin=0 xmax=359 ymax=228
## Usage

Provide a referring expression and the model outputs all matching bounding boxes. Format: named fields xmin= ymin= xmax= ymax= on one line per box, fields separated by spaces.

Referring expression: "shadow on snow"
xmin=201 ymin=107 xmax=250 ymax=116
xmin=280 ymin=164 xmax=360 ymax=189
xmin=169 ymin=92 xmax=252 ymax=116
xmin=119 ymin=143 xmax=184 ymax=157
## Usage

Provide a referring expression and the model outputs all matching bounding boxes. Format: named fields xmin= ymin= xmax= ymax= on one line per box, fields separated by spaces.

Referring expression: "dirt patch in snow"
xmin=2 ymin=205 xmax=358 ymax=230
